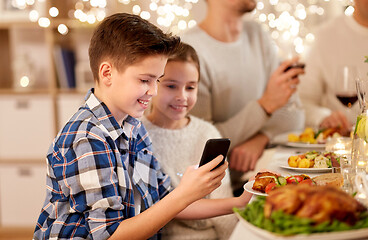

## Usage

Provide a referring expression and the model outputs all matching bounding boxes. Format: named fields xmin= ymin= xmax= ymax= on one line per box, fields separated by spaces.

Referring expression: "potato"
xmin=299 ymin=133 xmax=316 ymax=144
xmin=288 ymin=134 xmax=300 ymax=142
xmin=288 ymin=155 xmax=300 ymax=167
xmin=303 ymin=127 xmax=315 ymax=135
xmin=297 ymin=158 xmax=314 ymax=168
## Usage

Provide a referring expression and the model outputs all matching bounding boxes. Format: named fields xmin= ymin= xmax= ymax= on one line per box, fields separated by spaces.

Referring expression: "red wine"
xmin=336 ymin=94 xmax=358 ymax=107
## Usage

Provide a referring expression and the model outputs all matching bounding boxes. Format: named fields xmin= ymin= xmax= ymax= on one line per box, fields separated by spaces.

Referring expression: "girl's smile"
xmin=148 ymin=60 xmax=199 ymax=129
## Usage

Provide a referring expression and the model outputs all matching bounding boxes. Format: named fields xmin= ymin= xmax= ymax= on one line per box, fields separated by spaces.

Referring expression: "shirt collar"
xmin=84 ymin=88 xmax=140 ymax=141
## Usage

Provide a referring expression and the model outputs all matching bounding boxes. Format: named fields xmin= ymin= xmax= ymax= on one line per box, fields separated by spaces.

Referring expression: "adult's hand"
xmin=229 ymin=133 xmax=269 ymax=172
xmin=320 ymin=111 xmax=351 ymax=135
xmin=258 ymin=57 xmax=305 ymax=114
xmin=176 ymin=155 xmax=227 ymax=205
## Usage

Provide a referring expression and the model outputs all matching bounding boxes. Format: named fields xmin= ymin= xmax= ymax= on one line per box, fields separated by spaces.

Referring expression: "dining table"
xmin=228 ymin=144 xmax=368 ymax=240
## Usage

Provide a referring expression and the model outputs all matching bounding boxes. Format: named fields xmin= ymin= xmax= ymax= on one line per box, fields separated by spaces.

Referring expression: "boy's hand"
xmin=176 ymin=155 xmax=227 ymax=205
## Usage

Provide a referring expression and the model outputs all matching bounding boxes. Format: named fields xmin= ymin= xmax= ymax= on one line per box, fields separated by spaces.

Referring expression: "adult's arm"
xmin=261 ymin=93 xmax=305 ymax=139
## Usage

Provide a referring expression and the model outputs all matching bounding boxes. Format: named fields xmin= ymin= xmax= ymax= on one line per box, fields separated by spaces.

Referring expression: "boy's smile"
xmin=138 ymin=99 xmax=150 ymax=109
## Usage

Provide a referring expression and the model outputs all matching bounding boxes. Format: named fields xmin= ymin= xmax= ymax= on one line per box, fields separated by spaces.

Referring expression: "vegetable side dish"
xmin=287 ymin=151 xmax=341 ymax=169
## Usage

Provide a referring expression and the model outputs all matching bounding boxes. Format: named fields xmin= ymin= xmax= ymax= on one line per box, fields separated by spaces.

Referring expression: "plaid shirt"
xmin=34 ymin=89 xmax=171 ymax=240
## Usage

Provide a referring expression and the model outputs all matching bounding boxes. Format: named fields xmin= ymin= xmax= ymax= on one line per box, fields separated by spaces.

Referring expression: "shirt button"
xmin=143 ymin=150 xmax=148 ymax=155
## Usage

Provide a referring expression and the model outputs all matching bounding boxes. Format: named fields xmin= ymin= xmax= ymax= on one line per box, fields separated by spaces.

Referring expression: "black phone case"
xmin=199 ymin=138 xmax=231 ymax=169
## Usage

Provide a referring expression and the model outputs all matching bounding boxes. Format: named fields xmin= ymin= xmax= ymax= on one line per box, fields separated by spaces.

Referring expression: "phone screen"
xmin=199 ymin=138 xmax=231 ymax=170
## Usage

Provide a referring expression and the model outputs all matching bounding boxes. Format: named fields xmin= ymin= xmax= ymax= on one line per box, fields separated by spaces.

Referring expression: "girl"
xmin=142 ymin=43 xmax=249 ymax=240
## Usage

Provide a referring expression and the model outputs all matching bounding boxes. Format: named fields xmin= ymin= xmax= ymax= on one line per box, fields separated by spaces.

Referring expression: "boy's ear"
xmin=99 ymin=62 xmax=113 ymax=86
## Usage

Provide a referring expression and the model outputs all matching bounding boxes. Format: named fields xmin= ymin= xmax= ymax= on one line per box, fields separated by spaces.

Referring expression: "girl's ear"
xmin=99 ymin=62 xmax=113 ymax=86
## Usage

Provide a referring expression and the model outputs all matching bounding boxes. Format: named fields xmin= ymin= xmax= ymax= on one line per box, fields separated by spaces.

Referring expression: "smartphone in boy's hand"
xmin=199 ymin=138 xmax=231 ymax=170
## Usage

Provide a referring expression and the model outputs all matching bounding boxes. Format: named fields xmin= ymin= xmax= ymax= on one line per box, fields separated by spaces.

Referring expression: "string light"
xmin=251 ymin=0 xmax=354 ymax=57
xmin=12 ymin=0 xmax=355 ymax=55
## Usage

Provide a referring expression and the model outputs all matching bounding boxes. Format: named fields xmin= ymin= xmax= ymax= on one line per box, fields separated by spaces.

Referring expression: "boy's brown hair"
xmin=167 ymin=42 xmax=200 ymax=79
xmin=89 ymin=13 xmax=180 ymax=81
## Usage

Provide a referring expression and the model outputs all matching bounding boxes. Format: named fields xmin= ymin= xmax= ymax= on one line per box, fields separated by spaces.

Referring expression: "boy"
xmin=33 ymin=13 xmax=228 ymax=240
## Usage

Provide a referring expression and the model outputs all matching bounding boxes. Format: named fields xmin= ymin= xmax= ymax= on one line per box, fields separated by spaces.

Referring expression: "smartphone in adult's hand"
xmin=284 ymin=63 xmax=306 ymax=72
xmin=199 ymin=138 xmax=231 ymax=170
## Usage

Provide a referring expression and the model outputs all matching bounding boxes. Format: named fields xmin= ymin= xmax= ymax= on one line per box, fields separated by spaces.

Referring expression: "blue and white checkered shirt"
xmin=34 ymin=89 xmax=171 ymax=240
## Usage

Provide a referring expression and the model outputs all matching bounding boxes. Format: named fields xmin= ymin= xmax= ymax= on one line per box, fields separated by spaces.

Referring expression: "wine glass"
xmin=279 ymin=49 xmax=305 ymax=112
xmin=335 ymin=65 xmax=358 ymax=108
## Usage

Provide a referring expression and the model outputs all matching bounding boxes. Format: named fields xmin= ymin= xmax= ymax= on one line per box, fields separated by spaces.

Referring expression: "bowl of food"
xmin=235 ymin=184 xmax=368 ymax=239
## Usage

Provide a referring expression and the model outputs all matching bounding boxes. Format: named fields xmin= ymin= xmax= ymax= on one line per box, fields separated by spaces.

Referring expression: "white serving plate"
xmin=276 ymin=157 xmax=332 ymax=173
xmin=235 ymin=212 xmax=368 ymax=240
xmin=243 ymin=180 xmax=268 ymax=196
xmin=273 ymin=132 xmax=325 ymax=149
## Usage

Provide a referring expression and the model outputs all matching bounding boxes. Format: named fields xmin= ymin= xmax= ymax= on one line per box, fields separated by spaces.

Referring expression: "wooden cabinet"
xmin=57 ymin=93 xmax=85 ymax=129
xmin=0 ymin=1 xmax=93 ymax=235
xmin=0 ymin=95 xmax=55 ymax=160
xmin=0 ymin=163 xmax=46 ymax=227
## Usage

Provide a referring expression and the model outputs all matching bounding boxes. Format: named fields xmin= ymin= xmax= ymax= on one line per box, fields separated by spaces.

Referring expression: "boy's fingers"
xmin=209 ymin=161 xmax=228 ymax=178
xmin=199 ymin=155 xmax=224 ymax=171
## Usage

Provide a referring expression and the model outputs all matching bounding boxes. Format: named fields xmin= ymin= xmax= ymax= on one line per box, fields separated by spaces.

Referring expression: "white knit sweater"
xmin=181 ymin=21 xmax=305 ymax=147
xmin=141 ymin=115 xmax=238 ymax=240
xmin=299 ymin=15 xmax=368 ymax=128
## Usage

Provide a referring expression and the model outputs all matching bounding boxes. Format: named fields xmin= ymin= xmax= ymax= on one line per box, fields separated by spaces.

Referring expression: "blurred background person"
xmin=181 ymin=0 xmax=305 ymax=195
xmin=298 ymin=0 xmax=368 ymax=135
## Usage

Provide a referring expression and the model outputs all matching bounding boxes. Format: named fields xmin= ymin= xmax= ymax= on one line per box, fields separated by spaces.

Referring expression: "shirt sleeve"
xmin=261 ymin=93 xmax=306 ymax=139
xmin=54 ymin=135 xmax=125 ymax=240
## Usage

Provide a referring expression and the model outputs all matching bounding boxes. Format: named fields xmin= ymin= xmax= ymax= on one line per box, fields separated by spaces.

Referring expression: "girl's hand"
xmin=176 ymin=155 xmax=227 ymax=205
xmin=237 ymin=190 xmax=253 ymax=207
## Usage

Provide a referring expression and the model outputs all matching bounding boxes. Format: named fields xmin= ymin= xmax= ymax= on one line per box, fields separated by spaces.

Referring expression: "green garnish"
xmin=234 ymin=196 xmax=368 ymax=236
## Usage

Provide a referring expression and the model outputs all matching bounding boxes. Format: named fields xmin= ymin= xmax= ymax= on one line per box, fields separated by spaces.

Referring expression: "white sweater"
xmin=299 ymin=15 xmax=368 ymax=127
xmin=181 ymin=21 xmax=305 ymax=147
xmin=141 ymin=115 xmax=237 ymax=240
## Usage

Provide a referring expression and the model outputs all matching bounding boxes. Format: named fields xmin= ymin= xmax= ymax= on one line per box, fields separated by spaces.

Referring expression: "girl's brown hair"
xmin=167 ymin=42 xmax=200 ymax=78
xmin=89 ymin=13 xmax=180 ymax=81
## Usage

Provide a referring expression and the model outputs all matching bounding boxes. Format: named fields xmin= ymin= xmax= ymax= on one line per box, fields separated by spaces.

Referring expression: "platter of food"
xmin=273 ymin=127 xmax=345 ymax=148
xmin=243 ymin=171 xmax=344 ymax=196
xmin=273 ymin=132 xmax=325 ymax=148
xmin=276 ymin=150 xmax=342 ymax=173
xmin=235 ymin=211 xmax=368 ymax=240
xmin=243 ymin=180 xmax=268 ymax=196
xmin=235 ymin=184 xmax=368 ymax=240
xmin=277 ymin=158 xmax=332 ymax=173
xmin=243 ymin=171 xmax=316 ymax=196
